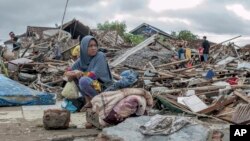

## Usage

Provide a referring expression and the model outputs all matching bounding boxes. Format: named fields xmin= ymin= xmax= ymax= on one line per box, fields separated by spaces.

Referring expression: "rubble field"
xmin=1 ymin=19 xmax=250 ymax=141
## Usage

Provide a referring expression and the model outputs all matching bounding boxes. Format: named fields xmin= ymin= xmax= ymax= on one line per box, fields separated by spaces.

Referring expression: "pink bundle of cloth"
xmin=91 ymin=88 xmax=153 ymax=126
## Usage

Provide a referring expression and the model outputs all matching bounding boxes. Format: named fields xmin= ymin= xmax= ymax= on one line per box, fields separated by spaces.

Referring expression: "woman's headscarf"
xmin=72 ymin=35 xmax=112 ymax=84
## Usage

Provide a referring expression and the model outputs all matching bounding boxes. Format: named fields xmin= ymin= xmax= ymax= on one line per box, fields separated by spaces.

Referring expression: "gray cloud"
xmin=0 ymin=0 xmax=96 ymax=40
xmin=162 ymin=0 xmax=250 ymax=35
xmin=111 ymin=0 xmax=150 ymax=12
xmin=0 ymin=0 xmax=249 ymax=45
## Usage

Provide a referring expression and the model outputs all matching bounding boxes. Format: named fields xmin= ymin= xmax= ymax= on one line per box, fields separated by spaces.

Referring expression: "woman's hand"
xmin=74 ymin=70 xmax=83 ymax=79
xmin=64 ymin=71 xmax=80 ymax=81
xmin=67 ymin=75 xmax=74 ymax=82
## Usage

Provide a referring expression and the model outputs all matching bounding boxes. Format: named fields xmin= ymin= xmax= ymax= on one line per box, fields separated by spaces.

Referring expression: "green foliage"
xmin=170 ymin=31 xmax=178 ymax=38
xmin=123 ymin=33 xmax=145 ymax=46
xmin=97 ymin=21 xmax=145 ymax=45
xmin=176 ymin=30 xmax=198 ymax=41
xmin=97 ymin=21 xmax=127 ymax=36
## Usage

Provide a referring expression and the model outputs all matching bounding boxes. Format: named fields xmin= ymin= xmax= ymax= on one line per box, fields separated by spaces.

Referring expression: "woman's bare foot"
xmin=80 ymin=96 xmax=93 ymax=112
xmin=80 ymin=102 xmax=92 ymax=112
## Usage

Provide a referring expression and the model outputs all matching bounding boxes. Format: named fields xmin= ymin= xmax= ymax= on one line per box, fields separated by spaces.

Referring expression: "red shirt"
xmin=198 ymin=47 xmax=203 ymax=55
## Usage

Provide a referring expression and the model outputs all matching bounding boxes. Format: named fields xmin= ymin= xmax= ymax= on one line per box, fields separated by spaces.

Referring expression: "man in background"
xmin=9 ymin=32 xmax=21 ymax=58
xmin=202 ymin=36 xmax=210 ymax=63
xmin=178 ymin=44 xmax=185 ymax=68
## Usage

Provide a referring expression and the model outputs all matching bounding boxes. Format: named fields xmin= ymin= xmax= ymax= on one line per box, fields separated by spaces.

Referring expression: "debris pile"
xmin=1 ymin=29 xmax=80 ymax=95
xmin=1 ymin=20 xmax=250 ymax=140
xmin=92 ymin=30 xmax=125 ymax=47
xmin=109 ymin=34 xmax=250 ymax=125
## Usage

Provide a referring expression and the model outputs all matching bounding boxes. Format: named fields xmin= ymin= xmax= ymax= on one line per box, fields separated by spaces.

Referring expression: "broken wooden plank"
xmin=158 ymin=85 xmax=226 ymax=94
xmin=21 ymin=43 xmax=32 ymax=57
xmin=141 ymin=76 xmax=179 ymax=81
xmin=196 ymin=90 xmax=219 ymax=96
xmin=152 ymin=70 xmax=174 ymax=77
xmin=110 ymin=35 xmax=156 ymax=67
xmin=231 ymin=85 xmax=250 ymax=89
xmin=234 ymin=91 xmax=250 ymax=103
xmin=216 ymin=111 xmax=235 ymax=117
xmin=123 ymin=64 xmax=145 ymax=71
xmin=170 ymin=64 xmax=201 ymax=73
xmin=61 ymin=43 xmax=79 ymax=54
xmin=26 ymin=62 xmax=67 ymax=66
xmin=155 ymin=39 xmax=176 ymax=52
xmin=155 ymin=59 xmax=189 ymax=68
xmin=198 ymin=96 xmax=237 ymax=114
xmin=210 ymin=35 xmax=241 ymax=49
xmin=148 ymin=61 xmax=156 ymax=71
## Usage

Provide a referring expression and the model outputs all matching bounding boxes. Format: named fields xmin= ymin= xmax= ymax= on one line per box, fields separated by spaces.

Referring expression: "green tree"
xmin=177 ymin=30 xmax=198 ymax=41
xmin=123 ymin=33 xmax=145 ymax=46
xmin=170 ymin=31 xmax=177 ymax=38
xmin=97 ymin=21 xmax=127 ymax=36
xmin=97 ymin=21 xmax=145 ymax=45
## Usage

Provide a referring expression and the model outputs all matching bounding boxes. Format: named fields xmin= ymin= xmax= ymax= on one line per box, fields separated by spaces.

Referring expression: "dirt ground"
xmin=0 ymin=118 xmax=99 ymax=141
xmin=0 ymin=104 xmax=100 ymax=141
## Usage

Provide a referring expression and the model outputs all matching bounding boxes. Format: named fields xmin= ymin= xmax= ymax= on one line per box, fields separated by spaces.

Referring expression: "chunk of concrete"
xmin=101 ymin=116 xmax=209 ymax=141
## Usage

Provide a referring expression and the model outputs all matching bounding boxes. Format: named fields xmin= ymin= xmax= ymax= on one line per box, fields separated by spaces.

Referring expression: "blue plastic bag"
xmin=61 ymin=99 xmax=78 ymax=113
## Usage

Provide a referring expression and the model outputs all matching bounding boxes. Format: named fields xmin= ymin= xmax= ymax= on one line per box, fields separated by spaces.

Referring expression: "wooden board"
xmin=110 ymin=35 xmax=156 ymax=67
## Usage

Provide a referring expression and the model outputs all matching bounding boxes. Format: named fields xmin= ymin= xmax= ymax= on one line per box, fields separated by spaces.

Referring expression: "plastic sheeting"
xmin=0 ymin=74 xmax=55 ymax=106
xmin=237 ymin=61 xmax=250 ymax=69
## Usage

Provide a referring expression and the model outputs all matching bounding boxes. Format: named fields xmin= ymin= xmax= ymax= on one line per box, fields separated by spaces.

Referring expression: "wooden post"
xmin=234 ymin=91 xmax=250 ymax=103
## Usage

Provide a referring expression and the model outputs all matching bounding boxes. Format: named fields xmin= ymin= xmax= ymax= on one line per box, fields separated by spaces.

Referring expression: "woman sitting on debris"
xmin=65 ymin=35 xmax=112 ymax=111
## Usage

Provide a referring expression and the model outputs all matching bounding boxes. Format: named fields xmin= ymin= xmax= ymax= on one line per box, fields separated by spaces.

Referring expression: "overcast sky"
xmin=0 ymin=0 xmax=250 ymax=46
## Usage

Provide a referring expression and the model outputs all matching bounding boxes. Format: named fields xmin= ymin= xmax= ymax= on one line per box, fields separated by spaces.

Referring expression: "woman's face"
xmin=87 ymin=40 xmax=98 ymax=56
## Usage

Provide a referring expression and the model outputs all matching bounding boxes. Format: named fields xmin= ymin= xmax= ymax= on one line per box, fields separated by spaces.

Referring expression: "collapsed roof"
xmin=130 ymin=23 xmax=173 ymax=39
xmin=61 ymin=19 xmax=91 ymax=40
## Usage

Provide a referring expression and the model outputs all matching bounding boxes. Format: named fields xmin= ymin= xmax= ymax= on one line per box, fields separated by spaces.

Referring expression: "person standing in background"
xmin=202 ymin=36 xmax=210 ymax=63
xmin=9 ymin=32 xmax=21 ymax=58
xmin=178 ymin=44 xmax=185 ymax=68
xmin=184 ymin=42 xmax=192 ymax=68
xmin=198 ymin=44 xmax=204 ymax=63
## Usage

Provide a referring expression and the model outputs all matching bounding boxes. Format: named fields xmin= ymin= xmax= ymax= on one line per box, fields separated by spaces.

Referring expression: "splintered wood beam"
xmin=198 ymin=96 xmax=237 ymax=114
xmin=158 ymin=85 xmax=226 ymax=94
xmin=196 ymin=90 xmax=219 ymax=96
xmin=110 ymin=35 xmax=156 ymax=67
xmin=155 ymin=59 xmax=189 ymax=68
xmin=234 ymin=91 xmax=250 ymax=103
xmin=232 ymin=85 xmax=250 ymax=89
xmin=170 ymin=64 xmax=201 ymax=73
